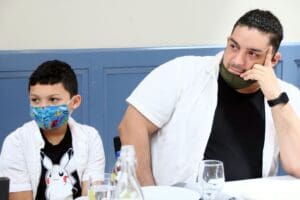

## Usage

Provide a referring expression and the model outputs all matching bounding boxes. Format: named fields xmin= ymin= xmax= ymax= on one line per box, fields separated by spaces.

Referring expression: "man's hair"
xmin=232 ymin=9 xmax=283 ymax=52
xmin=29 ymin=60 xmax=78 ymax=97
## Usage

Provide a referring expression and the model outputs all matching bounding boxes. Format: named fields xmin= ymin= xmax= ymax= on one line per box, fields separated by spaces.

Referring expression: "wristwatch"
xmin=267 ymin=92 xmax=289 ymax=107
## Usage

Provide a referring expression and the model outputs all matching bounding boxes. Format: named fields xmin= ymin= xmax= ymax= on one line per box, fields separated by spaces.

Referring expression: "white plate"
xmin=142 ymin=186 xmax=201 ymax=200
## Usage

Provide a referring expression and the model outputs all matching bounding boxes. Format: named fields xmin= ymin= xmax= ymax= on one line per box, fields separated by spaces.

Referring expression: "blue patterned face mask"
xmin=30 ymin=103 xmax=70 ymax=130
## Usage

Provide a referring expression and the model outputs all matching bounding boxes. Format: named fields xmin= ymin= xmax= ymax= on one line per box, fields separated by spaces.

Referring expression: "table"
xmin=221 ymin=175 xmax=300 ymax=199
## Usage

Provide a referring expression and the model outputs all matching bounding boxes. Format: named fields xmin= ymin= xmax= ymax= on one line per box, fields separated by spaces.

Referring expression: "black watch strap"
xmin=267 ymin=92 xmax=289 ymax=107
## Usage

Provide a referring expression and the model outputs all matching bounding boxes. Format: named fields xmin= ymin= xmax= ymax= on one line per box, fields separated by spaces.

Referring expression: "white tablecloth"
xmin=221 ymin=175 xmax=300 ymax=200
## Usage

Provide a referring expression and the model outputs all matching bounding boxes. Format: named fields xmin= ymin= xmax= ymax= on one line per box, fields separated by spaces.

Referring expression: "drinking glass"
xmin=89 ymin=173 xmax=115 ymax=200
xmin=197 ymin=160 xmax=225 ymax=200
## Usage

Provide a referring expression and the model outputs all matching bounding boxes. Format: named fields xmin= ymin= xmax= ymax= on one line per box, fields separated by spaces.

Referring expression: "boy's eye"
xmin=49 ymin=98 xmax=59 ymax=103
xmin=30 ymin=98 xmax=39 ymax=103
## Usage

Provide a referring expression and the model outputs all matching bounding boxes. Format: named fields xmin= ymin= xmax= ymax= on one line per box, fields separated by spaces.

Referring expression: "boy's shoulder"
xmin=3 ymin=120 xmax=40 ymax=149
xmin=9 ymin=120 xmax=39 ymax=137
xmin=68 ymin=117 xmax=100 ymax=137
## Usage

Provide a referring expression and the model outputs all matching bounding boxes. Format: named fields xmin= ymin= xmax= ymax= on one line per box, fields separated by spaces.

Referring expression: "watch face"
xmin=281 ymin=92 xmax=289 ymax=103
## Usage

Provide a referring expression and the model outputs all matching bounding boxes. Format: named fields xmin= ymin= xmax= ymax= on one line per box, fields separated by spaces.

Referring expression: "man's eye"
xmin=248 ymin=51 xmax=258 ymax=58
xmin=230 ymin=44 xmax=238 ymax=50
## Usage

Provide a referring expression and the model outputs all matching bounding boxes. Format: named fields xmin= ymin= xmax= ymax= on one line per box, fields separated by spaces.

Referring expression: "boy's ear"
xmin=71 ymin=94 xmax=81 ymax=110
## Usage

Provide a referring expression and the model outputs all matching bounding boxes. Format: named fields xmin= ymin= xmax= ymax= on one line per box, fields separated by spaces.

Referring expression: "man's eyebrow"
xmin=228 ymin=37 xmax=239 ymax=48
xmin=247 ymin=48 xmax=267 ymax=53
xmin=229 ymin=37 xmax=268 ymax=53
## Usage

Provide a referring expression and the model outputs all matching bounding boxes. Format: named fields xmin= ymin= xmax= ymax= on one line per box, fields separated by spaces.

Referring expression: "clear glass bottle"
xmin=111 ymin=150 xmax=121 ymax=186
xmin=112 ymin=145 xmax=144 ymax=200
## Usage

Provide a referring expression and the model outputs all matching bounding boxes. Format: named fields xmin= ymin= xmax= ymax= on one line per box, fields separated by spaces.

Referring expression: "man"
xmin=0 ymin=60 xmax=105 ymax=199
xmin=118 ymin=9 xmax=300 ymax=186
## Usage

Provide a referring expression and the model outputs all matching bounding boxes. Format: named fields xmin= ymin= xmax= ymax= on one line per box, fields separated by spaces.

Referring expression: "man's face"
xmin=29 ymin=83 xmax=72 ymax=109
xmin=223 ymin=25 xmax=272 ymax=76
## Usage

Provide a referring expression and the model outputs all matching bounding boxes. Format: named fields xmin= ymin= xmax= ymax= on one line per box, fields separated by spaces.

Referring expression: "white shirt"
xmin=127 ymin=51 xmax=300 ymax=185
xmin=0 ymin=117 xmax=105 ymax=199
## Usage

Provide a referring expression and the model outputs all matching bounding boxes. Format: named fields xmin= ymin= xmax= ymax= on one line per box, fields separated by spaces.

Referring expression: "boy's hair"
xmin=29 ymin=60 xmax=78 ymax=97
xmin=232 ymin=9 xmax=283 ymax=53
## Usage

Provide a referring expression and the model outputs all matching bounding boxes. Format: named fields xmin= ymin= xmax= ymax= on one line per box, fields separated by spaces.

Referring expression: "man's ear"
xmin=271 ymin=52 xmax=281 ymax=67
xmin=70 ymin=94 xmax=81 ymax=110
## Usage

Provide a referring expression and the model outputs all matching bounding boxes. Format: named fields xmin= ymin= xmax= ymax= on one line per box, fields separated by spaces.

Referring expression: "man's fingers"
xmin=264 ymin=46 xmax=273 ymax=67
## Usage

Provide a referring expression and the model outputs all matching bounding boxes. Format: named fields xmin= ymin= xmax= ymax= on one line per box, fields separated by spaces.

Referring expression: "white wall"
xmin=0 ymin=0 xmax=299 ymax=50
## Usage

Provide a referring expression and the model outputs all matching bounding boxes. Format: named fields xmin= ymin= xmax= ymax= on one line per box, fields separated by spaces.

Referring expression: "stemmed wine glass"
xmin=197 ymin=160 xmax=225 ymax=200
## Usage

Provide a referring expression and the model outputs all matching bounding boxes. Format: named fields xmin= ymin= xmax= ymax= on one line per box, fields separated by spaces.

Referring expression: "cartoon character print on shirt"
xmin=41 ymin=148 xmax=77 ymax=200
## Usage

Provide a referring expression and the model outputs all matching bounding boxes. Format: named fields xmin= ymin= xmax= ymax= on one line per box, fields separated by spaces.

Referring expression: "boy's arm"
xmin=81 ymin=181 xmax=88 ymax=196
xmin=0 ymin=134 xmax=33 ymax=199
xmin=9 ymin=191 xmax=33 ymax=200
xmin=80 ymin=123 xmax=105 ymax=194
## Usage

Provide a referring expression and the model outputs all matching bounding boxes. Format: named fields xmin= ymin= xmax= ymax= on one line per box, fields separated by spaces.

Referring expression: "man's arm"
xmin=118 ymin=105 xmax=158 ymax=186
xmin=241 ymin=47 xmax=300 ymax=176
xmin=9 ymin=191 xmax=33 ymax=200
xmin=271 ymin=102 xmax=300 ymax=176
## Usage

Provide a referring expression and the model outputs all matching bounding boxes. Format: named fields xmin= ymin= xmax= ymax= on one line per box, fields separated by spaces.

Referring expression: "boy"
xmin=0 ymin=60 xmax=105 ymax=199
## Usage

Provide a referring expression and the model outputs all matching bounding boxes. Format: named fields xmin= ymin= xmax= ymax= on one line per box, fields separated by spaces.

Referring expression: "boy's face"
xmin=29 ymin=83 xmax=80 ymax=112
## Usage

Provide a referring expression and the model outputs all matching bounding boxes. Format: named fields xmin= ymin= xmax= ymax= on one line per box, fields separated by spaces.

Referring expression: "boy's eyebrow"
xmin=29 ymin=93 xmax=62 ymax=97
xmin=228 ymin=37 xmax=268 ymax=53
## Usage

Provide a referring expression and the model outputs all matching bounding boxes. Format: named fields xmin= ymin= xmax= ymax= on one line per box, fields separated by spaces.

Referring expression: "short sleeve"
xmin=127 ymin=58 xmax=182 ymax=128
xmin=81 ymin=128 xmax=105 ymax=182
xmin=0 ymin=133 xmax=32 ymax=192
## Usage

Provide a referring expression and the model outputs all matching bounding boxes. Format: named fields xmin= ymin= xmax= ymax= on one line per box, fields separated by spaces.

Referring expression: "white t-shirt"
xmin=127 ymin=51 xmax=300 ymax=185
xmin=0 ymin=117 xmax=105 ymax=199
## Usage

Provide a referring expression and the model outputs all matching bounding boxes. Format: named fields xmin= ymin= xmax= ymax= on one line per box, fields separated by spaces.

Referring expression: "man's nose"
xmin=232 ymin=51 xmax=246 ymax=67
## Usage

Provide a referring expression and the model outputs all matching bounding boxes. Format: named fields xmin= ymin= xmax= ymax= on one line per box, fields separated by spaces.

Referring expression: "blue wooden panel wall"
xmin=0 ymin=44 xmax=299 ymax=174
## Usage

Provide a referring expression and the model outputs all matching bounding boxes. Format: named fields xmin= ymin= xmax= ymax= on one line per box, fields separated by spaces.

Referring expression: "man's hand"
xmin=240 ymin=47 xmax=281 ymax=99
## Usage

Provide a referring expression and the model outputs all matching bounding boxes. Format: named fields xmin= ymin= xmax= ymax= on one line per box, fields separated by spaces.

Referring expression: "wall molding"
xmin=0 ymin=44 xmax=299 ymax=171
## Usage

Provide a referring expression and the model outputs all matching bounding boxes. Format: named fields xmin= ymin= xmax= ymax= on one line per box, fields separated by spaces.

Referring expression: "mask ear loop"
xmin=66 ymin=97 xmax=74 ymax=116
xmin=66 ymin=99 xmax=72 ymax=105
xmin=68 ymin=94 xmax=81 ymax=116
xmin=66 ymin=97 xmax=73 ymax=117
